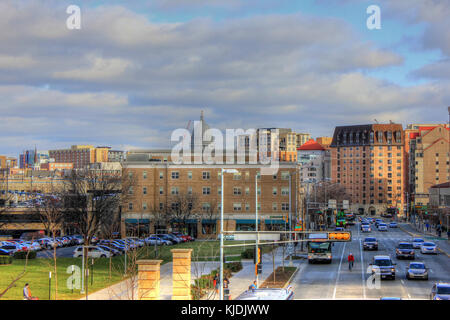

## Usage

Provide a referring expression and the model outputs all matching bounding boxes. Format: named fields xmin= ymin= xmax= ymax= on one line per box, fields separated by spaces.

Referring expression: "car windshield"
xmin=398 ymin=243 xmax=413 ymax=249
xmin=423 ymin=243 xmax=435 ymax=246
xmin=437 ymin=286 xmax=450 ymax=294
xmin=365 ymin=238 xmax=376 ymax=242
xmin=410 ymin=263 xmax=425 ymax=269
xmin=308 ymin=242 xmax=331 ymax=253
xmin=379 ymin=224 xmax=387 ymax=227
xmin=374 ymin=259 xmax=392 ymax=266
xmin=414 ymin=239 xmax=424 ymax=242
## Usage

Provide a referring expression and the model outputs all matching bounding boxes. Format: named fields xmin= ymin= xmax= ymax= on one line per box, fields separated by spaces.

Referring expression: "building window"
xmin=128 ymin=187 xmax=133 ymax=195
xmin=128 ymin=202 xmax=133 ymax=210
xmin=143 ymin=187 xmax=147 ymax=195
xmin=171 ymin=171 xmax=179 ymax=179
xmin=171 ymin=187 xmax=179 ymax=195
xmin=202 ymin=203 xmax=211 ymax=212
xmin=143 ymin=202 xmax=147 ymax=210
xmin=159 ymin=172 xmax=164 ymax=179
xmin=233 ymin=172 xmax=241 ymax=180
xmin=245 ymin=187 xmax=250 ymax=195
xmin=203 ymin=187 xmax=211 ymax=195
xmin=159 ymin=187 xmax=164 ymax=195
xmin=245 ymin=203 xmax=250 ymax=211
xmin=273 ymin=203 xmax=278 ymax=211
xmin=233 ymin=203 xmax=242 ymax=211
xmin=272 ymin=187 xmax=277 ymax=195
xmin=143 ymin=171 xmax=147 ymax=179
xmin=202 ymin=171 xmax=210 ymax=180
xmin=188 ymin=186 xmax=192 ymax=195
xmin=281 ymin=203 xmax=289 ymax=211
xmin=188 ymin=171 xmax=192 ymax=179
xmin=233 ymin=187 xmax=241 ymax=195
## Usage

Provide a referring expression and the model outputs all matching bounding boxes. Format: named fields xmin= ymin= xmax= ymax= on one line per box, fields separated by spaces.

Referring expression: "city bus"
xmin=307 ymin=233 xmax=332 ymax=264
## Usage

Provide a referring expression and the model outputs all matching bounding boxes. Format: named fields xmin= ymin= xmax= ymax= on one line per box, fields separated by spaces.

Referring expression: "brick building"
xmin=121 ymin=160 xmax=300 ymax=239
xmin=330 ymin=123 xmax=405 ymax=216
xmin=49 ymin=145 xmax=109 ymax=169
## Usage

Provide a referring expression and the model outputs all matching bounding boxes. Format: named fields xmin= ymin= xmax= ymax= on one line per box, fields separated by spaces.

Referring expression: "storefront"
xmin=235 ymin=219 xmax=260 ymax=231
xmin=125 ymin=218 xmax=150 ymax=237
xmin=264 ymin=219 xmax=287 ymax=231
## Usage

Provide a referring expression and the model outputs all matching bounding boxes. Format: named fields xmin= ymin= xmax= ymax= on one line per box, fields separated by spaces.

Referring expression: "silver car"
xmin=412 ymin=238 xmax=425 ymax=249
xmin=420 ymin=242 xmax=438 ymax=254
xmin=406 ymin=262 xmax=428 ymax=280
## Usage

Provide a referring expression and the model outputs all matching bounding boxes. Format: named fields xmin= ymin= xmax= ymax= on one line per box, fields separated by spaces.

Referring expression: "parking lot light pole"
xmin=80 ymin=246 xmax=85 ymax=294
xmin=256 ymin=173 xmax=259 ymax=287
xmin=220 ymin=168 xmax=238 ymax=301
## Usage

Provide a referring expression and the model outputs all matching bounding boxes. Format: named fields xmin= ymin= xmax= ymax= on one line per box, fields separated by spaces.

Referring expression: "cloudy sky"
xmin=0 ymin=0 xmax=449 ymax=157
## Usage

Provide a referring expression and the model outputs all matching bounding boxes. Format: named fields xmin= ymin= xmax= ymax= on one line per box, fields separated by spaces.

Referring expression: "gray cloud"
xmin=0 ymin=0 xmax=447 ymax=157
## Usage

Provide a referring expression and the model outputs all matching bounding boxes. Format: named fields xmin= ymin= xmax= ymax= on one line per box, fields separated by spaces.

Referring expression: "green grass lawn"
xmin=0 ymin=240 xmax=273 ymax=300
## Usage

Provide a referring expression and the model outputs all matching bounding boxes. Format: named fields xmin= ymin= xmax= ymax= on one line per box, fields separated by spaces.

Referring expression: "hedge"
xmin=13 ymin=251 xmax=37 ymax=259
xmin=0 ymin=256 xmax=12 ymax=265
xmin=224 ymin=261 xmax=243 ymax=273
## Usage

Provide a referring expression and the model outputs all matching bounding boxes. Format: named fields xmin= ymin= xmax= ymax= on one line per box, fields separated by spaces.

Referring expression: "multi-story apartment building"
xmin=297 ymin=139 xmax=330 ymax=183
xmin=0 ymin=156 xmax=17 ymax=169
xmin=407 ymin=125 xmax=450 ymax=206
xmin=49 ymin=145 xmax=109 ymax=169
xmin=296 ymin=133 xmax=311 ymax=149
xmin=316 ymin=137 xmax=332 ymax=149
xmin=108 ymin=149 xmax=125 ymax=162
xmin=330 ymin=124 xmax=405 ymax=216
xmin=122 ymin=159 xmax=300 ymax=238
xmin=279 ymin=130 xmax=298 ymax=162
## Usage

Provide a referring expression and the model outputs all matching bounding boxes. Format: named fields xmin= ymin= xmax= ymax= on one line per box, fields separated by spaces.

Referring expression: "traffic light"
xmin=253 ymin=247 xmax=262 ymax=264
xmin=256 ymin=264 xmax=262 ymax=275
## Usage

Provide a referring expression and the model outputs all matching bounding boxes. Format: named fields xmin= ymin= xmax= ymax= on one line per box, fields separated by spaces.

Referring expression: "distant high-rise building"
xmin=296 ymin=133 xmax=311 ymax=149
xmin=316 ymin=137 xmax=332 ymax=149
xmin=49 ymin=145 xmax=109 ymax=169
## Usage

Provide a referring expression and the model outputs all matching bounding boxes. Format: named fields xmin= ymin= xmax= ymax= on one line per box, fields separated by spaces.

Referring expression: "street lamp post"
xmin=220 ymin=168 xmax=238 ymax=301
xmin=255 ymin=173 xmax=259 ymax=287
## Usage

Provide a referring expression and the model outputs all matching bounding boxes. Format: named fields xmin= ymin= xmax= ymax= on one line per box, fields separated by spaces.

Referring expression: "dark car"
xmin=363 ymin=237 xmax=378 ymax=250
xmin=396 ymin=242 xmax=415 ymax=259
xmin=370 ymin=255 xmax=396 ymax=280
xmin=0 ymin=248 xmax=11 ymax=256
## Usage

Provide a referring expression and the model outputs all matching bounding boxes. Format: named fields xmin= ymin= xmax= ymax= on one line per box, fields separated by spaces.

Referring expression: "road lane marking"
xmin=358 ymin=223 xmax=366 ymax=299
xmin=332 ymin=242 xmax=346 ymax=300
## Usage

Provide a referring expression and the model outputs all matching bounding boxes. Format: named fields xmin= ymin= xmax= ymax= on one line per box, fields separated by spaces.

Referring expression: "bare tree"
xmin=60 ymin=167 xmax=135 ymax=298
xmin=166 ymin=192 xmax=200 ymax=234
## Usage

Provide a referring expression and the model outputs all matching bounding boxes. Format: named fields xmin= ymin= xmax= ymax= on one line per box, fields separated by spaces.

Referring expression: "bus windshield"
xmin=308 ymin=242 xmax=331 ymax=253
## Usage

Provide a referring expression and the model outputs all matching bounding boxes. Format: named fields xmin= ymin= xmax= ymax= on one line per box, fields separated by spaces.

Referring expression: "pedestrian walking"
xmin=248 ymin=280 xmax=257 ymax=291
xmin=213 ymin=273 xmax=220 ymax=294
xmin=347 ymin=253 xmax=354 ymax=271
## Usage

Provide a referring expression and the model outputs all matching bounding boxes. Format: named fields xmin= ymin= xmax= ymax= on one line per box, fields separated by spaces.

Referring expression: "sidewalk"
xmin=81 ymin=261 xmax=220 ymax=300
xmin=222 ymin=246 xmax=304 ymax=300
xmin=398 ymin=222 xmax=450 ymax=257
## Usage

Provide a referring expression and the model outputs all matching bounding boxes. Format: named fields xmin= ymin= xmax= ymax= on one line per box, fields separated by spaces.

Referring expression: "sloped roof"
xmin=298 ymin=139 xmax=325 ymax=151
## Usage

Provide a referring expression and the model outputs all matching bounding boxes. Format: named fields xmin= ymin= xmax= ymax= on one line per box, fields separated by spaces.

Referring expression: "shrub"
xmin=0 ymin=256 xmax=12 ymax=265
xmin=13 ymin=251 xmax=37 ymax=259
xmin=241 ymin=248 xmax=254 ymax=259
xmin=224 ymin=261 xmax=243 ymax=273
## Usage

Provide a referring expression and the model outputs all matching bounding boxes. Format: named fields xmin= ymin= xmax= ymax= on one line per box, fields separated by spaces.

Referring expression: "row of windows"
xmin=127 ymin=202 xmax=290 ymax=212
xmin=129 ymin=186 xmax=291 ymax=196
xmin=135 ymin=171 xmax=293 ymax=180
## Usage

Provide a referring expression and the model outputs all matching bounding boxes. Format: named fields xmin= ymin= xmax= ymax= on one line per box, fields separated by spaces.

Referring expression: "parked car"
xmin=363 ymin=237 xmax=378 ymax=250
xmin=378 ymin=223 xmax=388 ymax=231
xmin=72 ymin=235 xmax=84 ymax=245
xmin=172 ymin=232 xmax=192 ymax=242
xmin=127 ymin=237 xmax=145 ymax=247
xmin=73 ymin=246 xmax=111 ymax=258
xmin=335 ymin=227 xmax=344 ymax=231
xmin=406 ymin=262 xmax=428 ymax=280
xmin=420 ymin=242 xmax=438 ymax=254
xmin=389 ymin=222 xmax=398 ymax=228
xmin=0 ymin=248 xmax=11 ymax=256
xmin=154 ymin=234 xmax=175 ymax=244
xmin=23 ymin=241 xmax=41 ymax=251
xmin=0 ymin=243 xmax=22 ymax=254
xmin=370 ymin=255 xmax=396 ymax=280
xmin=166 ymin=234 xmax=183 ymax=244
xmin=412 ymin=238 xmax=425 ymax=249
xmin=431 ymin=283 xmax=450 ymax=300
xmin=396 ymin=242 xmax=415 ymax=259
xmin=97 ymin=245 xmax=121 ymax=256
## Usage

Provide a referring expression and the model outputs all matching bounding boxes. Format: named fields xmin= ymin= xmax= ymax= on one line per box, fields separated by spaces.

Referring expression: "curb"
xmin=282 ymin=265 xmax=301 ymax=289
xmin=399 ymin=225 xmax=450 ymax=258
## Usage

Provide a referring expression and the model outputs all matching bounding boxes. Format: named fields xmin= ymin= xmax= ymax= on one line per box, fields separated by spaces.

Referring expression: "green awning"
xmin=125 ymin=219 xmax=150 ymax=224
xmin=265 ymin=219 xmax=286 ymax=224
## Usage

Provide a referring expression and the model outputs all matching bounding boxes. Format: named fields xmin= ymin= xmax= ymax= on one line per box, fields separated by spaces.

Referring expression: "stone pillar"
xmin=137 ymin=260 xmax=163 ymax=300
xmin=171 ymin=249 xmax=193 ymax=300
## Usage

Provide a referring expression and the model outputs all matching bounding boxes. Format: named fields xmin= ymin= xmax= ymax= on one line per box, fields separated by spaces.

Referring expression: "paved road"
xmin=291 ymin=221 xmax=450 ymax=300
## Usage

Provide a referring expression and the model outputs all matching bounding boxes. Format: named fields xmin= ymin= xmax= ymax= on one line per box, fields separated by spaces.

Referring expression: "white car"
xmin=361 ymin=225 xmax=371 ymax=232
xmin=378 ymin=224 xmax=388 ymax=231
xmin=420 ymin=242 xmax=438 ymax=254
xmin=73 ymin=246 xmax=111 ymax=258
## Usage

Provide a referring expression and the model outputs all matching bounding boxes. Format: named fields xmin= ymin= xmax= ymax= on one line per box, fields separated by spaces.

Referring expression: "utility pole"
xmin=255 ymin=173 xmax=259 ymax=287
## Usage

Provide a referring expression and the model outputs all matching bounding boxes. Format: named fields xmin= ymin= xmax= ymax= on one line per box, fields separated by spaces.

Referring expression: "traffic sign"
xmin=328 ymin=199 xmax=337 ymax=209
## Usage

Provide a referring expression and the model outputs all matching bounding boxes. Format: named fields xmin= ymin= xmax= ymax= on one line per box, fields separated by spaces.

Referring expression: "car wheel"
xmin=101 ymin=254 xmax=106 ymax=258
xmin=392 ymin=275 xmax=395 ymax=280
